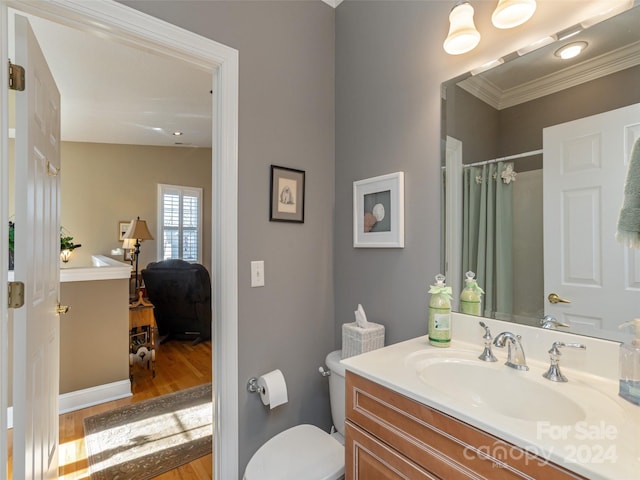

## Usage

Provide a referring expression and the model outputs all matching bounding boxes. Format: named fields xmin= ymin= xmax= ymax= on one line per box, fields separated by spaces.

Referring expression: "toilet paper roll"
xmin=257 ymin=369 xmax=288 ymax=409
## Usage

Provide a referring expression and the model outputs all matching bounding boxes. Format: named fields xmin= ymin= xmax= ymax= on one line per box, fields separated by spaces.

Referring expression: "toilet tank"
xmin=325 ymin=350 xmax=346 ymax=437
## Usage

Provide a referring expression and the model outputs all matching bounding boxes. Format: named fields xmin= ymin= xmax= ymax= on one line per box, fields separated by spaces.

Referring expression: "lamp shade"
xmin=443 ymin=2 xmax=481 ymax=55
xmin=122 ymin=238 xmax=136 ymax=249
xmin=491 ymin=0 xmax=536 ymax=29
xmin=123 ymin=217 xmax=154 ymax=241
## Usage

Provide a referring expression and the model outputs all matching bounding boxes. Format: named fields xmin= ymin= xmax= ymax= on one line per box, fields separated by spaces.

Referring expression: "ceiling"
xmin=16 ymin=12 xmax=213 ymax=148
xmin=19 ymin=1 xmax=634 ymax=146
xmin=457 ymin=4 xmax=640 ymax=109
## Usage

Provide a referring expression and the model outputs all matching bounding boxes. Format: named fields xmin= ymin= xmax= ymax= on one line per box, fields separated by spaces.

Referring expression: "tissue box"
xmin=342 ymin=322 xmax=385 ymax=359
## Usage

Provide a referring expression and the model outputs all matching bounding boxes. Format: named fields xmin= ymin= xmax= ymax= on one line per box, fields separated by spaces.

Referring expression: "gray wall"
xmin=499 ymin=64 xmax=640 ymax=155
xmin=119 ymin=1 xmax=335 ymax=475
xmin=446 ymin=85 xmax=500 ymax=165
xmin=335 ymin=1 xmax=475 ymax=347
xmin=118 ymin=0 xmax=624 ymax=476
xmin=334 ymin=1 xmax=615 ymax=344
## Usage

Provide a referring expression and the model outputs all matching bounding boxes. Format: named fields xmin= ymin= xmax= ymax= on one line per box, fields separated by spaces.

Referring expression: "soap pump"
xmin=619 ymin=318 xmax=640 ymax=406
xmin=428 ymin=274 xmax=452 ymax=348
xmin=460 ymin=271 xmax=484 ymax=316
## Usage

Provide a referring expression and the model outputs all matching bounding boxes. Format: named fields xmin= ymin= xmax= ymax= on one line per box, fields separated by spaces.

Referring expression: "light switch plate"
xmin=251 ymin=260 xmax=265 ymax=287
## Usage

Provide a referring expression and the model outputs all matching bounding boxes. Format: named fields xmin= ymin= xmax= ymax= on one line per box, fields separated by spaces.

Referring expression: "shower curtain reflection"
xmin=462 ymin=162 xmax=513 ymax=318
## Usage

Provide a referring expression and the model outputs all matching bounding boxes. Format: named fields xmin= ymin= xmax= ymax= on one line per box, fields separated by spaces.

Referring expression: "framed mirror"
xmin=441 ymin=5 xmax=640 ymax=343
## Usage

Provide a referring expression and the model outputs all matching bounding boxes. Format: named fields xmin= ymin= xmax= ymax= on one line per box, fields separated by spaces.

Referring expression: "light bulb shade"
xmin=60 ymin=249 xmax=72 ymax=263
xmin=491 ymin=0 xmax=536 ymax=29
xmin=123 ymin=217 xmax=154 ymax=241
xmin=443 ymin=2 xmax=481 ymax=55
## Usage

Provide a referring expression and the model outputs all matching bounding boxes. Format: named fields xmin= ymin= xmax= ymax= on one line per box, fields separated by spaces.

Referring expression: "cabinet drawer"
xmin=346 ymin=421 xmax=439 ymax=480
xmin=346 ymin=372 xmax=585 ymax=480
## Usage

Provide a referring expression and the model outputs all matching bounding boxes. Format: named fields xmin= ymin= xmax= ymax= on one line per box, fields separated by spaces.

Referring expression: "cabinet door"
xmin=346 ymin=422 xmax=439 ymax=480
xmin=346 ymin=372 xmax=586 ymax=480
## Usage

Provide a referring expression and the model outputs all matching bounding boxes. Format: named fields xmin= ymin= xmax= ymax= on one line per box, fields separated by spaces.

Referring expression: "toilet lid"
xmin=244 ymin=424 xmax=344 ymax=480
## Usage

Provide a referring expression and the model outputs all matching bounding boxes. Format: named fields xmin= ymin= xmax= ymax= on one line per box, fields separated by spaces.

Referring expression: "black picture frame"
xmin=270 ymin=165 xmax=305 ymax=223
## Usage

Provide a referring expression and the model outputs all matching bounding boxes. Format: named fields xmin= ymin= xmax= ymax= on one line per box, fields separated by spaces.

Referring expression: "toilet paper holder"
xmin=247 ymin=377 xmax=264 ymax=394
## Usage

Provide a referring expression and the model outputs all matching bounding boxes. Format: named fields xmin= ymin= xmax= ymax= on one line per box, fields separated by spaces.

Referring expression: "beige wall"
xmin=7 ymin=277 xmax=130 ymax=404
xmin=60 ymin=279 xmax=130 ymax=394
xmin=60 ymin=142 xmax=212 ymax=272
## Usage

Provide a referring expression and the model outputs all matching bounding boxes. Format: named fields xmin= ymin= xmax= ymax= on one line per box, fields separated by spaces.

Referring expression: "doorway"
xmin=0 ymin=1 xmax=239 ymax=478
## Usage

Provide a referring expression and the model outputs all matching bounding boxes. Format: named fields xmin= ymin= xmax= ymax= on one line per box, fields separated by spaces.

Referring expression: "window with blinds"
xmin=158 ymin=184 xmax=203 ymax=262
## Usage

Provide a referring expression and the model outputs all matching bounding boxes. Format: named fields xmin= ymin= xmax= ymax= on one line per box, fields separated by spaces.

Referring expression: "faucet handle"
xmin=479 ymin=321 xmax=493 ymax=339
xmin=540 ymin=315 xmax=570 ymax=329
xmin=548 ymin=341 xmax=586 ymax=355
xmin=543 ymin=341 xmax=586 ymax=382
xmin=478 ymin=321 xmax=497 ymax=362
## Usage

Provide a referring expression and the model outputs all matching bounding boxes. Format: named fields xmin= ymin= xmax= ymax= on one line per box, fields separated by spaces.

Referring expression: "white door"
xmin=12 ymin=14 xmax=61 ymax=479
xmin=543 ymin=103 xmax=640 ymax=339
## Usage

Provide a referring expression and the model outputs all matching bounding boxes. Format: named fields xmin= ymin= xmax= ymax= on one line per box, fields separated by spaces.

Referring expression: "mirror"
xmin=441 ymin=5 xmax=640 ymax=343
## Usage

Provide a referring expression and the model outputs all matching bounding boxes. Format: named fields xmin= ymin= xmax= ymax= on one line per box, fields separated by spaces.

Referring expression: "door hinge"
xmin=8 ymin=281 xmax=25 ymax=309
xmin=8 ymin=61 xmax=25 ymax=91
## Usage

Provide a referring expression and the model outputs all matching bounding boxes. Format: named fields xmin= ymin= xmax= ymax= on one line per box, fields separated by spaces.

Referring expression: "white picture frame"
xmin=353 ymin=172 xmax=405 ymax=248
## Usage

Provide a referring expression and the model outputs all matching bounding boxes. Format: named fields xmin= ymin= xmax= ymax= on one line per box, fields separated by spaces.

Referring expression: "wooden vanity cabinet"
xmin=345 ymin=372 xmax=586 ymax=480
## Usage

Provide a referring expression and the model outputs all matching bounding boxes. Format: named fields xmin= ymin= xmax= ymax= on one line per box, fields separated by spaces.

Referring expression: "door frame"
xmin=0 ymin=2 xmax=239 ymax=479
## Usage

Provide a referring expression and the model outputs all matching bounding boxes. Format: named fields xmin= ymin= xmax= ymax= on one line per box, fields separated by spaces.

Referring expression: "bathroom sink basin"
xmin=406 ymin=349 xmax=586 ymax=424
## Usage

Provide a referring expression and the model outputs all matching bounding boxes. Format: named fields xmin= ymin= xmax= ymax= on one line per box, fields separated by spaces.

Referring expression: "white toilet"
xmin=243 ymin=350 xmax=346 ymax=480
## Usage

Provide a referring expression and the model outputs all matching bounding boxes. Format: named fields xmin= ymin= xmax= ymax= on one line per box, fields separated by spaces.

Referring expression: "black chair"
xmin=141 ymin=259 xmax=212 ymax=345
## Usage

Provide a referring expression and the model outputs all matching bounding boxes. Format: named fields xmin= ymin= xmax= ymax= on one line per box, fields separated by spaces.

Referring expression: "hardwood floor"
xmin=12 ymin=339 xmax=213 ymax=480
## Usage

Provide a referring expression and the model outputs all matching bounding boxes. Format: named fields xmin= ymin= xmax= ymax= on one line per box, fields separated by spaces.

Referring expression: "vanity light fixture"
xmin=554 ymin=41 xmax=588 ymax=60
xmin=443 ymin=1 xmax=481 ymax=55
xmin=172 ymin=131 xmax=183 ymax=136
xmin=491 ymin=0 xmax=537 ymax=29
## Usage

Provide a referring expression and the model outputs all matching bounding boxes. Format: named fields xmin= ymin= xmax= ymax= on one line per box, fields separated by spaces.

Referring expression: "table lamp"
xmin=122 ymin=216 xmax=154 ymax=295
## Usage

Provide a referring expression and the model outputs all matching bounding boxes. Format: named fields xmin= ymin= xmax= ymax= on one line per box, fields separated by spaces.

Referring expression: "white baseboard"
xmin=59 ymin=380 xmax=132 ymax=414
xmin=7 ymin=380 xmax=132 ymax=429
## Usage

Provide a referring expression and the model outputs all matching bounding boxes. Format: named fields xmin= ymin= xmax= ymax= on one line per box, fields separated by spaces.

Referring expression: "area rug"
xmin=83 ymin=383 xmax=212 ymax=480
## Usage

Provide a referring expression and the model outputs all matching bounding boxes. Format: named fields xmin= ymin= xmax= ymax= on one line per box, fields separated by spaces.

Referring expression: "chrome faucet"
xmin=492 ymin=332 xmax=529 ymax=371
xmin=542 ymin=341 xmax=586 ymax=382
xmin=539 ymin=315 xmax=569 ymax=329
xmin=478 ymin=321 xmax=497 ymax=362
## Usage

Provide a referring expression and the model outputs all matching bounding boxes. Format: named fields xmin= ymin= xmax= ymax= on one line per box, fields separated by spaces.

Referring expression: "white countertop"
xmin=341 ymin=329 xmax=640 ymax=480
xmin=60 ymin=255 xmax=131 ymax=282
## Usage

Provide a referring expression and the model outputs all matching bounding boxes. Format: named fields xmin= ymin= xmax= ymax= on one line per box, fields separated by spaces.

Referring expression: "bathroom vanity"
xmin=345 ymin=372 xmax=582 ymax=479
xmin=341 ymin=314 xmax=640 ymax=480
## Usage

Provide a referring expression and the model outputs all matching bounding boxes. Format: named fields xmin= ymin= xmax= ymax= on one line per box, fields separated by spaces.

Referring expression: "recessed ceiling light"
xmin=173 ymin=131 xmax=183 ymax=136
xmin=554 ymin=41 xmax=588 ymax=60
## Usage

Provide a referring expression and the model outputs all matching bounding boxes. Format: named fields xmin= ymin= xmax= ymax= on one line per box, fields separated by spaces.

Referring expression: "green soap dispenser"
xmin=428 ymin=274 xmax=452 ymax=348
xmin=619 ymin=318 xmax=640 ymax=406
xmin=460 ymin=271 xmax=484 ymax=316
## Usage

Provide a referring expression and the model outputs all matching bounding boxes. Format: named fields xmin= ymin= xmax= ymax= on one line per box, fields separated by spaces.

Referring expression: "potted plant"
xmin=8 ymin=223 xmax=82 ymax=267
xmin=60 ymin=227 xmax=81 ymax=263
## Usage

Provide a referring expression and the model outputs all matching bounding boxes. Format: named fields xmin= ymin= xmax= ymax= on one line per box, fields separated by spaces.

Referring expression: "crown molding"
xmin=459 ymin=40 xmax=640 ymax=110
xmin=322 ymin=0 xmax=344 ymax=8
